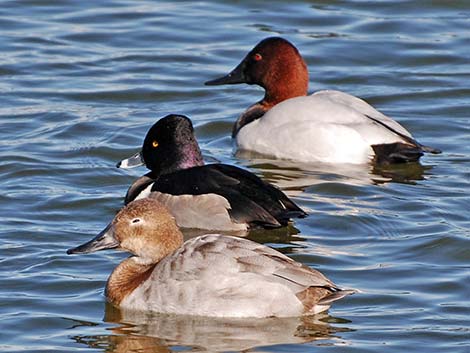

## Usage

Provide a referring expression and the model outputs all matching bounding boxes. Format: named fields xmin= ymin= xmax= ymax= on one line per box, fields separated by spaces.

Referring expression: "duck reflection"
xmin=235 ymin=152 xmax=431 ymax=187
xmin=70 ymin=304 xmax=352 ymax=352
xmin=73 ymin=304 xmax=352 ymax=353
xmin=371 ymin=162 xmax=431 ymax=185
xmin=72 ymin=333 xmax=170 ymax=353
xmin=181 ymin=221 xmax=303 ymax=245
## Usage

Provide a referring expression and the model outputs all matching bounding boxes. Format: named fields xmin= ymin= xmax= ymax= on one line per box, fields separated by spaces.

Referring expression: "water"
xmin=1 ymin=1 xmax=469 ymax=352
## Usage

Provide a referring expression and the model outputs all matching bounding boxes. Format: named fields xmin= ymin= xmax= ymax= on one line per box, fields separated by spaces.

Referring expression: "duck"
xmin=116 ymin=114 xmax=306 ymax=231
xmin=205 ymin=37 xmax=441 ymax=165
xmin=67 ymin=198 xmax=355 ymax=317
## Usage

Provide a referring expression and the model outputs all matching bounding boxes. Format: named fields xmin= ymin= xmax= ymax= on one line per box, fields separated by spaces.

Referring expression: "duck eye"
xmin=253 ymin=53 xmax=263 ymax=61
xmin=131 ymin=218 xmax=141 ymax=224
xmin=152 ymin=140 xmax=159 ymax=148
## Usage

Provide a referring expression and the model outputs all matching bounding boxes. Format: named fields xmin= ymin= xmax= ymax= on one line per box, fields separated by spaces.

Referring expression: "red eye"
xmin=253 ymin=53 xmax=262 ymax=61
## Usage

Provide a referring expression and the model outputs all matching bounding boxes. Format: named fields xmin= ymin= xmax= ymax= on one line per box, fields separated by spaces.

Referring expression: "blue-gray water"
xmin=1 ymin=1 xmax=469 ymax=352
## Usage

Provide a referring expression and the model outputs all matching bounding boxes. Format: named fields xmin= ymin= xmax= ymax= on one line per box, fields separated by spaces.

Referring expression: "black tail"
xmin=270 ymin=188 xmax=308 ymax=225
xmin=420 ymin=144 xmax=442 ymax=154
xmin=365 ymin=114 xmax=441 ymax=164
xmin=372 ymin=142 xmax=423 ymax=164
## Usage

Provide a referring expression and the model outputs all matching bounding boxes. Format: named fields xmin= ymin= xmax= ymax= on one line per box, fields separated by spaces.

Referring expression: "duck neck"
xmin=105 ymin=222 xmax=184 ymax=306
xmin=176 ymin=141 xmax=205 ymax=171
xmin=262 ymin=87 xmax=305 ymax=107
xmin=105 ymin=257 xmax=156 ymax=306
xmin=158 ymin=140 xmax=205 ymax=176
xmin=261 ymin=51 xmax=309 ymax=107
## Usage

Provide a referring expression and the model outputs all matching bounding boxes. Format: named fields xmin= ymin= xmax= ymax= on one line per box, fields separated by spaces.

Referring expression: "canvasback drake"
xmin=67 ymin=198 xmax=355 ymax=317
xmin=117 ymin=114 xmax=306 ymax=231
xmin=205 ymin=37 xmax=441 ymax=165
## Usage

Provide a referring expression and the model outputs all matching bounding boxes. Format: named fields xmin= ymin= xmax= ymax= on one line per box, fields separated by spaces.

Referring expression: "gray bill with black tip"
xmin=116 ymin=151 xmax=144 ymax=169
xmin=67 ymin=223 xmax=119 ymax=255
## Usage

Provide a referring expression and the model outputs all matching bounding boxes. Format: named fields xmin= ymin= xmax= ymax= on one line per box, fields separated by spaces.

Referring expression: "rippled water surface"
xmin=1 ymin=1 xmax=469 ymax=352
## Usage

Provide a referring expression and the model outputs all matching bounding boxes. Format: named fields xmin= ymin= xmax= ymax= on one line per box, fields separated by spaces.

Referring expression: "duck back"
xmin=236 ymin=91 xmax=417 ymax=164
xmin=120 ymin=235 xmax=351 ymax=317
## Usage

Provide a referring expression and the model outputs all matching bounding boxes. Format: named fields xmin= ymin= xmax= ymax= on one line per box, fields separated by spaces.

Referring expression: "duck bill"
xmin=116 ymin=151 xmax=144 ymax=169
xmin=205 ymin=60 xmax=247 ymax=85
xmin=67 ymin=223 xmax=119 ymax=255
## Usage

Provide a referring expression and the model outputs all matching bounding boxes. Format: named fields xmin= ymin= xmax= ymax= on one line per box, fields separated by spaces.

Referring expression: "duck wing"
xmin=153 ymin=235 xmax=353 ymax=316
xmin=167 ymin=235 xmax=338 ymax=293
xmin=315 ymin=91 xmax=442 ymax=161
xmin=313 ymin=90 xmax=413 ymax=137
xmin=238 ymin=91 xmax=440 ymax=164
xmin=212 ymin=164 xmax=307 ymax=221
xmin=152 ymin=164 xmax=306 ymax=228
xmin=224 ymin=236 xmax=355 ymax=309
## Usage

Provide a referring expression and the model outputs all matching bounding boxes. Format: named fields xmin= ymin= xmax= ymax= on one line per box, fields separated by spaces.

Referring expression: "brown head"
xmin=205 ymin=37 xmax=309 ymax=107
xmin=67 ymin=198 xmax=184 ymax=264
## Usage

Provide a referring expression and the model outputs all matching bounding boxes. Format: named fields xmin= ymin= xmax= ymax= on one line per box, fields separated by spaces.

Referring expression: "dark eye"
xmin=152 ymin=140 xmax=159 ymax=148
xmin=253 ymin=53 xmax=263 ymax=61
xmin=132 ymin=218 xmax=141 ymax=224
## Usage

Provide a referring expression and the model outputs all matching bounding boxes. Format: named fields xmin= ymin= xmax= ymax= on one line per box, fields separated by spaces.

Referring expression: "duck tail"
xmin=420 ymin=144 xmax=442 ymax=154
xmin=284 ymin=209 xmax=308 ymax=219
xmin=317 ymin=289 xmax=356 ymax=306
xmin=372 ymin=142 xmax=424 ymax=164
xmin=365 ymin=114 xmax=441 ymax=164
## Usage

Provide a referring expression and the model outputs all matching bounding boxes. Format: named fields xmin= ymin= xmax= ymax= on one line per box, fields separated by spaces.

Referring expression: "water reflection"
xmin=181 ymin=222 xmax=303 ymax=243
xmin=234 ymin=152 xmax=431 ymax=187
xmin=71 ymin=305 xmax=353 ymax=352
xmin=178 ymin=217 xmax=305 ymax=258
xmin=371 ymin=162 xmax=431 ymax=185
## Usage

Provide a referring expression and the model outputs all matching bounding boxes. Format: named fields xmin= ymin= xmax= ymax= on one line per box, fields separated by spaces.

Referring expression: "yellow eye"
xmin=152 ymin=140 xmax=159 ymax=148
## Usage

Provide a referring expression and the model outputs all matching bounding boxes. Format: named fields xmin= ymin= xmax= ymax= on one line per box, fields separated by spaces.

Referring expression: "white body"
xmin=236 ymin=90 xmax=413 ymax=164
xmin=121 ymin=235 xmax=335 ymax=318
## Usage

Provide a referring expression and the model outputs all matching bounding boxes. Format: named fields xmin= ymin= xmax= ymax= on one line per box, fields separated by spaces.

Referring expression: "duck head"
xmin=205 ymin=37 xmax=309 ymax=106
xmin=67 ymin=198 xmax=184 ymax=264
xmin=117 ymin=114 xmax=204 ymax=176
